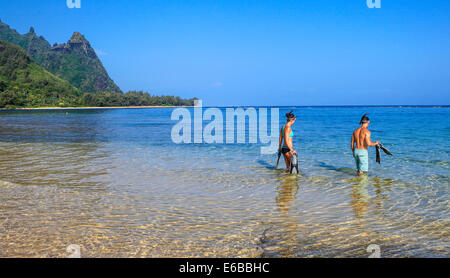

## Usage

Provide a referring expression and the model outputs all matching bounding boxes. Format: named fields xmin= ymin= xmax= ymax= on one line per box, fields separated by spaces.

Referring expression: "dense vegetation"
xmin=81 ymin=91 xmax=197 ymax=107
xmin=0 ymin=19 xmax=122 ymax=93
xmin=0 ymin=40 xmax=82 ymax=107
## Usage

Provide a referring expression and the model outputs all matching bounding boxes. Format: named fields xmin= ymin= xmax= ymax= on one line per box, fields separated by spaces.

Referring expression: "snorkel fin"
xmin=276 ymin=149 xmax=282 ymax=169
xmin=290 ymin=153 xmax=299 ymax=174
xmin=376 ymin=143 xmax=393 ymax=164
xmin=379 ymin=143 xmax=392 ymax=156
xmin=376 ymin=144 xmax=381 ymax=164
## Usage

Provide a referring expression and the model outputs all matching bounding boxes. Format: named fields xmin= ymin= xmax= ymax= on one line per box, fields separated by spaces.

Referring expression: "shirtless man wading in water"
xmin=351 ymin=113 xmax=379 ymax=176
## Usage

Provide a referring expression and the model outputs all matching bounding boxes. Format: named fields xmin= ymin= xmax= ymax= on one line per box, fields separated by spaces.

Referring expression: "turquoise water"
xmin=0 ymin=107 xmax=448 ymax=257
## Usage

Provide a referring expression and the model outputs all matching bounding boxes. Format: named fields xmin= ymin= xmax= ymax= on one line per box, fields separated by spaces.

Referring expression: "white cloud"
xmin=95 ymin=49 xmax=107 ymax=56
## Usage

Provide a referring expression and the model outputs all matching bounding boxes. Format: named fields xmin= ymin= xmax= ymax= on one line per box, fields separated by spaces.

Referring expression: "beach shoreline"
xmin=1 ymin=106 xmax=194 ymax=110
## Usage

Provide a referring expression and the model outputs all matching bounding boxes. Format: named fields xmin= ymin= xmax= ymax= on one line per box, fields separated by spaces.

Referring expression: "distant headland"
xmin=0 ymin=19 xmax=196 ymax=109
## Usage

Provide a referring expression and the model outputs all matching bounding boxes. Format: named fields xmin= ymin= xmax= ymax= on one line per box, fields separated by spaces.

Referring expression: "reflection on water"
xmin=276 ymin=175 xmax=300 ymax=215
xmin=0 ymin=108 xmax=449 ymax=257
xmin=351 ymin=175 xmax=370 ymax=218
xmin=274 ymin=174 xmax=300 ymax=257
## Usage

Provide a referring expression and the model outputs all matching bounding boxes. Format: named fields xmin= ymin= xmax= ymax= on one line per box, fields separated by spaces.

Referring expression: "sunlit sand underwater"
xmin=0 ymin=107 xmax=448 ymax=257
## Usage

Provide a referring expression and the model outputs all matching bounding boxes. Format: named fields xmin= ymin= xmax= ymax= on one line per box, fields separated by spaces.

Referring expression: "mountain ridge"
xmin=0 ymin=19 xmax=122 ymax=93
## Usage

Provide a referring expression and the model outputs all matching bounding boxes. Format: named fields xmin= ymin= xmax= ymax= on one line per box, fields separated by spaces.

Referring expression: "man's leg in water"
xmin=354 ymin=152 xmax=361 ymax=175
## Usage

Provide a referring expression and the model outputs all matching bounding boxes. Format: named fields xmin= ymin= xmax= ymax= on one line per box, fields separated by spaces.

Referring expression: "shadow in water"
xmin=257 ymin=159 xmax=277 ymax=171
xmin=317 ymin=161 xmax=355 ymax=175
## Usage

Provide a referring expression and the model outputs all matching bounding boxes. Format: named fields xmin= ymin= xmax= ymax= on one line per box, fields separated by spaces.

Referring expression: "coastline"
xmin=2 ymin=105 xmax=448 ymax=111
xmin=1 ymin=106 xmax=194 ymax=110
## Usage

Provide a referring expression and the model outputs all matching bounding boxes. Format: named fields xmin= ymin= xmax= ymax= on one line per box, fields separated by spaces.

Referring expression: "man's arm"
xmin=351 ymin=132 xmax=355 ymax=155
xmin=365 ymin=131 xmax=379 ymax=147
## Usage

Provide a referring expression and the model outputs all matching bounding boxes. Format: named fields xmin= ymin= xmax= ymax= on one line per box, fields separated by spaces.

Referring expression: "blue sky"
xmin=1 ymin=0 xmax=449 ymax=105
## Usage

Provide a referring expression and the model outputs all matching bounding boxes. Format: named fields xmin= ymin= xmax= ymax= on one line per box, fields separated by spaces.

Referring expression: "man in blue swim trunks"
xmin=351 ymin=113 xmax=379 ymax=175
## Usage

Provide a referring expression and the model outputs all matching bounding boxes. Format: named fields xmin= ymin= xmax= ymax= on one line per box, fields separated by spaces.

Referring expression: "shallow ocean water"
xmin=0 ymin=107 xmax=448 ymax=257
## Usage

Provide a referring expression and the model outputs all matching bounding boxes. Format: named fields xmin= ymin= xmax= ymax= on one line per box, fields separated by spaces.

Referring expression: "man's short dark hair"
xmin=360 ymin=113 xmax=370 ymax=125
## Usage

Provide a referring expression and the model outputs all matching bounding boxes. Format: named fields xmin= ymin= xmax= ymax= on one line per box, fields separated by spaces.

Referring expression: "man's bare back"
xmin=351 ymin=124 xmax=379 ymax=153
xmin=352 ymin=127 xmax=371 ymax=150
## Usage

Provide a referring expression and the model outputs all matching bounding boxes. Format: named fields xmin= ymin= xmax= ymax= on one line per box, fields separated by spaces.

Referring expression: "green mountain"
xmin=0 ymin=40 xmax=82 ymax=107
xmin=0 ymin=19 xmax=122 ymax=93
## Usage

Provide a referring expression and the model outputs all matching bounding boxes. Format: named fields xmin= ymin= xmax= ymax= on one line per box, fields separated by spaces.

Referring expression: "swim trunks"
xmin=354 ymin=149 xmax=369 ymax=172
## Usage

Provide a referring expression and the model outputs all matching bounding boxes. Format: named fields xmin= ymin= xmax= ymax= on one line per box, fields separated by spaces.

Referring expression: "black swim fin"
xmin=379 ymin=143 xmax=392 ymax=156
xmin=376 ymin=143 xmax=392 ymax=165
xmin=376 ymin=145 xmax=381 ymax=164
xmin=290 ymin=153 xmax=299 ymax=174
xmin=276 ymin=149 xmax=281 ymax=169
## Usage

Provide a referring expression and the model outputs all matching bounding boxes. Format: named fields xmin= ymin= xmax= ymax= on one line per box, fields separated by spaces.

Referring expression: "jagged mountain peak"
xmin=69 ymin=32 xmax=88 ymax=44
xmin=65 ymin=31 xmax=98 ymax=59
xmin=29 ymin=27 xmax=35 ymax=34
